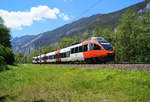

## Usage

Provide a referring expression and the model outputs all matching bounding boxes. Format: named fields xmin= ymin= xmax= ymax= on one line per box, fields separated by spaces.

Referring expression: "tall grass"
xmin=0 ymin=64 xmax=150 ymax=102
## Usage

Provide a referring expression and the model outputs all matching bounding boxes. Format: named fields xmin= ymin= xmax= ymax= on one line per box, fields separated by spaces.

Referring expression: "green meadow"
xmin=0 ymin=64 xmax=150 ymax=102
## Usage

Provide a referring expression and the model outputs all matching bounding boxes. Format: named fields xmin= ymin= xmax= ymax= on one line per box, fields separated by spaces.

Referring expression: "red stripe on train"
xmin=55 ymin=50 xmax=61 ymax=62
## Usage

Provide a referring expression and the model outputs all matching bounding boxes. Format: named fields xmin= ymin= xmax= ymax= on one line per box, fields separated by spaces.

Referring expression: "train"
xmin=32 ymin=37 xmax=115 ymax=64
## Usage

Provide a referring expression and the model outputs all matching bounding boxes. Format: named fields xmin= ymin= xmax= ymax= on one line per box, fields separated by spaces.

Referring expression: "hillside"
xmin=11 ymin=0 xmax=150 ymax=56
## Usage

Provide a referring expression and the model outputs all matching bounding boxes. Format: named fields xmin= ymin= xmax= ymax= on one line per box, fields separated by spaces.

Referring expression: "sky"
xmin=0 ymin=0 xmax=144 ymax=38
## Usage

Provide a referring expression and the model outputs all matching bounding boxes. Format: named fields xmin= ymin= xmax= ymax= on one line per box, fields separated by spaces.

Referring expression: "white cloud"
xmin=59 ymin=13 xmax=70 ymax=20
xmin=0 ymin=5 xmax=70 ymax=30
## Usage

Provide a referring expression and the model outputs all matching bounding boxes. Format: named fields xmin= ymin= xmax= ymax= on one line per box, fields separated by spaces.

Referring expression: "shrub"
xmin=0 ymin=45 xmax=14 ymax=65
xmin=0 ymin=56 xmax=5 ymax=65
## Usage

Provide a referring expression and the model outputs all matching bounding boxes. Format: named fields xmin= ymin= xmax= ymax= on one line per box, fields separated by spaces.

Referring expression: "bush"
xmin=0 ymin=56 xmax=9 ymax=71
xmin=0 ymin=56 xmax=5 ymax=65
xmin=0 ymin=45 xmax=14 ymax=65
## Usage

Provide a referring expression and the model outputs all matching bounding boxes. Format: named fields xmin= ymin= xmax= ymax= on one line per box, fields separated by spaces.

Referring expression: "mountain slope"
xmin=11 ymin=0 xmax=150 ymax=56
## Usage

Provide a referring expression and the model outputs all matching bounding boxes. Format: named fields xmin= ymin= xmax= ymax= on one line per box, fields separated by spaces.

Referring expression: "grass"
xmin=0 ymin=64 xmax=150 ymax=102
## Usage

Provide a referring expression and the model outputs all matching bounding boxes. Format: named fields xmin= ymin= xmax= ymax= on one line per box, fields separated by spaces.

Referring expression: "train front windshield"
xmin=98 ymin=40 xmax=113 ymax=50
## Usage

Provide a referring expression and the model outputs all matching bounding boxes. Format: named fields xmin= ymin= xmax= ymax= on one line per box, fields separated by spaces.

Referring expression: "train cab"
xmin=83 ymin=37 xmax=115 ymax=63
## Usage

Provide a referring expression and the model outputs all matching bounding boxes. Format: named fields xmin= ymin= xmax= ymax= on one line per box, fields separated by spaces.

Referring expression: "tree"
xmin=41 ymin=46 xmax=51 ymax=53
xmin=82 ymin=32 xmax=92 ymax=41
xmin=135 ymin=14 xmax=150 ymax=62
xmin=0 ymin=17 xmax=14 ymax=65
xmin=0 ymin=45 xmax=14 ymax=65
xmin=0 ymin=56 xmax=5 ymax=65
xmin=92 ymin=27 xmax=114 ymax=43
xmin=114 ymin=10 xmax=150 ymax=63
xmin=114 ymin=10 xmax=137 ymax=62
xmin=0 ymin=24 xmax=11 ymax=48
xmin=58 ymin=37 xmax=79 ymax=49
xmin=15 ymin=53 xmax=24 ymax=64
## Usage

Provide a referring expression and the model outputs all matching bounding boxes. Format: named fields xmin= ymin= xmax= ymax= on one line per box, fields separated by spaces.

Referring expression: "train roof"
xmin=46 ymin=51 xmax=55 ymax=56
xmin=87 ymin=37 xmax=104 ymax=41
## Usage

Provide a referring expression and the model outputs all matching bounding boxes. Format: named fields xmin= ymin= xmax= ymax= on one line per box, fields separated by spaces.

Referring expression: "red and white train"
xmin=32 ymin=37 xmax=115 ymax=64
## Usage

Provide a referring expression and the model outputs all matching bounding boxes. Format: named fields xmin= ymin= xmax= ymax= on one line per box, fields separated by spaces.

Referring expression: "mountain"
xmin=11 ymin=0 xmax=150 ymax=56
xmin=11 ymin=35 xmax=37 ymax=54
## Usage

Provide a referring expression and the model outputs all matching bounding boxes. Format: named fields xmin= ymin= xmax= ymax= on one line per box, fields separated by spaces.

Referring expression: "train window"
xmin=49 ymin=55 xmax=54 ymax=59
xmin=58 ymin=54 xmax=60 ymax=58
xmin=52 ymin=55 xmax=54 ymax=59
xmin=75 ymin=47 xmax=78 ymax=53
xmin=55 ymin=54 xmax=59 ymax=58
xmin=102 ymin=44 xmax=113 ymax=50
xmin=93 ymin=44 xmax=101 ymax=50
xmin=45 ymin=56 xmax=48 ymax=60
xmin=63 ymin=53 xmax=66 ymax=58
xmin=59 ymin=54 xmax=61 ymax=58
xmin=79 ymin=46 xmax=83 ymax=52
xmin=60 ymin=52 xmax=70 ymax=58
xmin=89 ymin=43 xmax=101 ymax=50
xmin=66 ymin=51 xmax=70 ymax=57
xmin=60 ymin=53 xmax=63 ymax=58
xmin=60 ymin=53 xmax=65 ymax=58
xmin=71 ymin=48 xmax=75 ymax=54
xmin=54 ymin=55 xmax=56 ymax=58
xmin=89 ymin=43 xmax=94 ymax=50
xmin=71 ymin=48 xmax=73 ymax=54
xmin=41 ymin=56 xmax=46 ymax=60
xmin=36 ymin=58 xmax=39 ymax=61
xmin=41 ymin=57 xmax=44 ymax=60
xmin=54 ymin=54 xmax=64 ymax=58
xmin=83 ymin=45 xmax=88 ymax=52
xmin=48 ymin=56 xmax=51 ymax=59
xmin=59 ymin=53 xmax=63 ymax=58
xmin=98 ymin=40 xmax=113 ymax=50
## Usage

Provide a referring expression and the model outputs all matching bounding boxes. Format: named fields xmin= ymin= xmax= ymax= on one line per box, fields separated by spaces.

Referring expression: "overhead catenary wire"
xmin=72 ymin=0 xmax=103 ymax=21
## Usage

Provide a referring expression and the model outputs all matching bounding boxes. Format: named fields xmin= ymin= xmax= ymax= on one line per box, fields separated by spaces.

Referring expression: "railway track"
xmin=43 ymin=64 xmax=150 ymax=71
